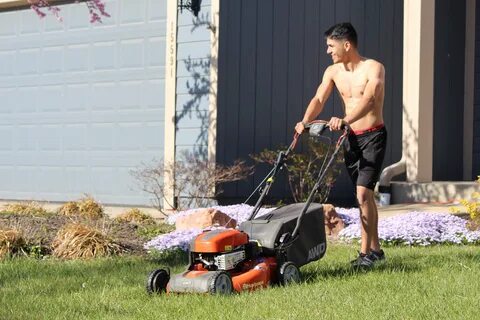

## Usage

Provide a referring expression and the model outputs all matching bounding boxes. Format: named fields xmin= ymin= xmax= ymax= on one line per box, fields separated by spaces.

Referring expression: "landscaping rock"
xmin=323 ymin=204 xmax=345 ymax=237
xmin=175 ymin=208 xmax=237 ymax=230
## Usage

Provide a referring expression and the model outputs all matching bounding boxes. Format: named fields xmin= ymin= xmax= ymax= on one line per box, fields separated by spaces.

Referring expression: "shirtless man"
xmin=295 ymin=22 xmax=387 ymax=268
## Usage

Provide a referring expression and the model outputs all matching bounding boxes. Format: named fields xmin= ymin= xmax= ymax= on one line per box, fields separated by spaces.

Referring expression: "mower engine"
xmin=189 ymin=229 xmax=249 ymax=271
xmin=213 ymin=250 xmax=246 ymax=270
xmin=191 ymin=249 xmax=246 ymax=271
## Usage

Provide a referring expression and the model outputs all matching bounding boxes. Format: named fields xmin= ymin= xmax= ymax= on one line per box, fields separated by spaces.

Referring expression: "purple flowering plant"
xmin=338 ymin=209 xmax=480 ymax=246
xmin=145 ymin=204 xmax=275 ymax=252
xmin=145 ymin=205 xmax=480 ymax=253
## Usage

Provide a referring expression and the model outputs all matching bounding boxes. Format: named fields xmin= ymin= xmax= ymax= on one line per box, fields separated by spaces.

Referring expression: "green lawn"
xmin=1 ymin=245 xmax=479 ymax=320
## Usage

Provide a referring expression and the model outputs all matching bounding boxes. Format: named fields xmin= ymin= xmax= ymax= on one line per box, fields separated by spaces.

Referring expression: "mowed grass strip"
xmin=0 ymin=245 xmax=479 ymax=320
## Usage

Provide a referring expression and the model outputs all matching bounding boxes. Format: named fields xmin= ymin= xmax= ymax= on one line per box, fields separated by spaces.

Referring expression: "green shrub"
xmin=136 ymin=223 xmax=175 ymax=240
xmin=251 ymin=138 xmax=343 ymax=203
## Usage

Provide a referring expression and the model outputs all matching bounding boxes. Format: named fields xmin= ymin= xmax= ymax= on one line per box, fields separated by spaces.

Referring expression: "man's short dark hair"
xmin=324 ymin=22 xmax=358 ymax=47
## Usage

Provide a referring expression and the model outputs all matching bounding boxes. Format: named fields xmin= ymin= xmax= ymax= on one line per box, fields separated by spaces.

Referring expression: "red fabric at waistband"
xmin=352 ymin=123 xmax=385 ymax=135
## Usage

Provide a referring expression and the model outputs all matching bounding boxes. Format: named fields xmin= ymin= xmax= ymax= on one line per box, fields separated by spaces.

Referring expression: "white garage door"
xmin=0 ymin=0 xmax=167 ymax=205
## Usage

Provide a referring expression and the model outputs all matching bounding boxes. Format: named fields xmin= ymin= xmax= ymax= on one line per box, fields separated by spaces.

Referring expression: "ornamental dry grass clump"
xmin=52 ymin=223 xmax=123 ymax=259
xmin=1 ymin=202 xmax=49 ymax=217
xmin=58 ymin=196 xmax=104 ymax=219
xmin=0 ymin=229 xmax=27 ymax=258
xmin=114 ymin=208 xmax=155 ymax=225
xmin=57 ymin=201 xmax=80 ymax=216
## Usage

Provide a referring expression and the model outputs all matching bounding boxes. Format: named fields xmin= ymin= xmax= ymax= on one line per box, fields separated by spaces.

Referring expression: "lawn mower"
xmin=146 ymin=121 xmax=349 ymax=294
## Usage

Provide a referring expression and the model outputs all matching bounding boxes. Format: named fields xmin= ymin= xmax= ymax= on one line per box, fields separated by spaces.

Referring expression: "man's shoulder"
xmin=325 ymin=64 xmax=341 ymax=76
xmin=364 ymin=58 xmax=385 ymax=70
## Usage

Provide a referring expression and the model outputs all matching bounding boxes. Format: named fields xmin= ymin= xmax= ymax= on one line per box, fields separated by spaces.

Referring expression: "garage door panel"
xmin=119 ymin=39 xmax=145 ymax=68
xmin=93 ymin=42 xmax=116 ymax=70
xmin=17 ymin=49 xmax=39 ymax=75
xmin=41 ymin=46 xmax=64 ymax=74
xmin=65 ymin=84 xmax=89 ymax=111
xmin=38 ymin=168 xmax=66 ymax=193
xmin=64 ymin=167 xmax=91 ymax=194
xmin=67 ymin=3 xmax=92 ymax=30
xmin=63 ymin=125 xmax=88 ymax=150
xmin=14 ymin=167 xmax=36 ymax=192
xmin=144 ymin=79 xmax=165 ymax=108
xmin=14 ymin=126 xmax=35 ymax=150
xmin=91 ymin=167 xmax=118 ymax=195
xmin=0 ymin=51 xmax=15 ymax=76
xmin=36 ymin=151 xmax=63 ymax=166
xmin=63 ymin=152 xmax=89 ymax=166
xmin=38 ymin=125 xmax=62 ymax=151
xmin=0 ymin=12 xmax=16 ymax=37
xmin=0 ymin=127 xmax=13 ymax=150
xmin=147 ymin=37 xmax=166 ymax=67
xmin=0 ymin=167 xmax=13 ymax=191
xmin=92 ymin=82 xmax=116 ymax=109
xmin=39 ymin=86 xmax=63 ymax=112
xmin=88 ymin=124 xmax=114 ymax=150
xmin=148 ymin=0 xmax=167 ymax=21
xmin=120 ymin=0 xmax=147 ymax=24
xmin=65 ymin=44 xmax=90 ymax=72
xmin=0 ymin=0 xmax=167 ymax=205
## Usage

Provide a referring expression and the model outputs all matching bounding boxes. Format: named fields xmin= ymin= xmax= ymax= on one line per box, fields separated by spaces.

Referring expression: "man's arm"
xmin=295 ymin=67 xmax=334 ymax=134
xmin=302 ymin=67 xmax=334 ymax=123
xmin=343 ymin=62 xmax=384 ymax=125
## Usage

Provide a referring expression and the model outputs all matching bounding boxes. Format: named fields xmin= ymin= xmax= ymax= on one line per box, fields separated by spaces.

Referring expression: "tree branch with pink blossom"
xmin=28 ymin=0 xmax=110 ymax=23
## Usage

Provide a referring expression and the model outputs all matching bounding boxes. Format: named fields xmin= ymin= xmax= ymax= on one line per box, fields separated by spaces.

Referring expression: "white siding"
xmin=175 ymin=3 xmax=211 ymax=158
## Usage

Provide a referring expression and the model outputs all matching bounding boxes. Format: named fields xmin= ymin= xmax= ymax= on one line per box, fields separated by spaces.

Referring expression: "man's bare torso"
xmin=331 ymin=59 xmax=384 ymax=131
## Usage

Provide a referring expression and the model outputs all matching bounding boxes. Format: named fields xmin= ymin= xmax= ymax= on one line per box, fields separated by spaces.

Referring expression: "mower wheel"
xmin=278 ymin=261 xmax=301 ymax=286
xmin=146 ymin=269 xmax=170 ymax=294
xmin=208 ymin=271 xmax=234 ymax=295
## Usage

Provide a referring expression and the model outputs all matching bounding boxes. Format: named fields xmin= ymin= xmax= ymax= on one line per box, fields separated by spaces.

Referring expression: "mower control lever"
xmin=278 ymin=232 xmax=291 ymax=245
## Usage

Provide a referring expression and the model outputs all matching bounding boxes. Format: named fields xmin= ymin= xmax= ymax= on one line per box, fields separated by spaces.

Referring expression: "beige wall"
xmin=162 ymin=0 xmax=178 ymax=211
xmin=208 ymin=0 xmax=219 ymax=167
xmin=403 ymin=0 xmax=435 ymax=182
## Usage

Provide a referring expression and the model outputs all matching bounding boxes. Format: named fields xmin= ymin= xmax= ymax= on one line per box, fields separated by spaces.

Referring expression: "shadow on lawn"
xmin=302 ymin=261 xmax=421 ymax=283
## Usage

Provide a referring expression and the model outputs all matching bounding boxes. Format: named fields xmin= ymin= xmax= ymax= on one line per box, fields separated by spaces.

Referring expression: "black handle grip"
xmin=306 ymin=121 xmax=349 ymax=137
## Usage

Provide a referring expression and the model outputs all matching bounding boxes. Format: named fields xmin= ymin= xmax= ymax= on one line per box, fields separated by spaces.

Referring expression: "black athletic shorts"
xmin=343 ymin=126 xmax=387 ymax=190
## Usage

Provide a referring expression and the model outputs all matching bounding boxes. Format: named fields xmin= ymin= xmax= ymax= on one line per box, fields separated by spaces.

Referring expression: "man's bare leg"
xmin=370 ymin=199 xmax=381 ymax=252
xmin=356 ymin=186 xmax=377 ymax=255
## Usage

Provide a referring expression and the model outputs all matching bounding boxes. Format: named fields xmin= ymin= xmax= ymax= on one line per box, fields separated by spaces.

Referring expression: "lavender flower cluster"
xmin=339 ymin=210 xmax=480 ymax=246
xmin=145 ymin=228 xmax=203 ymax=252
xmin=145 ymin=204 xmax=275 ymax=252
xmin=145 ymin=205 xmax=480 ymax=253
xmin=165 ymin=204 xmax=275 ymax=225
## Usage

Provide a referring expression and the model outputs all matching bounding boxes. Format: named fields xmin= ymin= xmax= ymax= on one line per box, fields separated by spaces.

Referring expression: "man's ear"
xmin=344 ymin=40 xmax=351 ymax=52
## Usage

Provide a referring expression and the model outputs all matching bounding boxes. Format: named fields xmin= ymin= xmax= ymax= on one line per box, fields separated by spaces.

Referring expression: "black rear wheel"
xmin=277 ymin=261 xmax=301 ymax=286
xmin=146 ymin=269 xmax=170 ymax=294
xmin=208 ymin=271 xmax=234 ymax=295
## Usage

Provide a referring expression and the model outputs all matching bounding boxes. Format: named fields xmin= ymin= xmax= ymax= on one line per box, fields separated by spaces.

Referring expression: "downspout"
xmin=378 ymin=157 xmax=406 ymax=206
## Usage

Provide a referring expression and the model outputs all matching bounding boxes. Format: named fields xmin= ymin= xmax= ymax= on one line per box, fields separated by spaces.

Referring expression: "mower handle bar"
xmin=304 ymin=120 xmax=350 ymax=137
xmin=245 ymin=121 xmax=349 ymax=223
